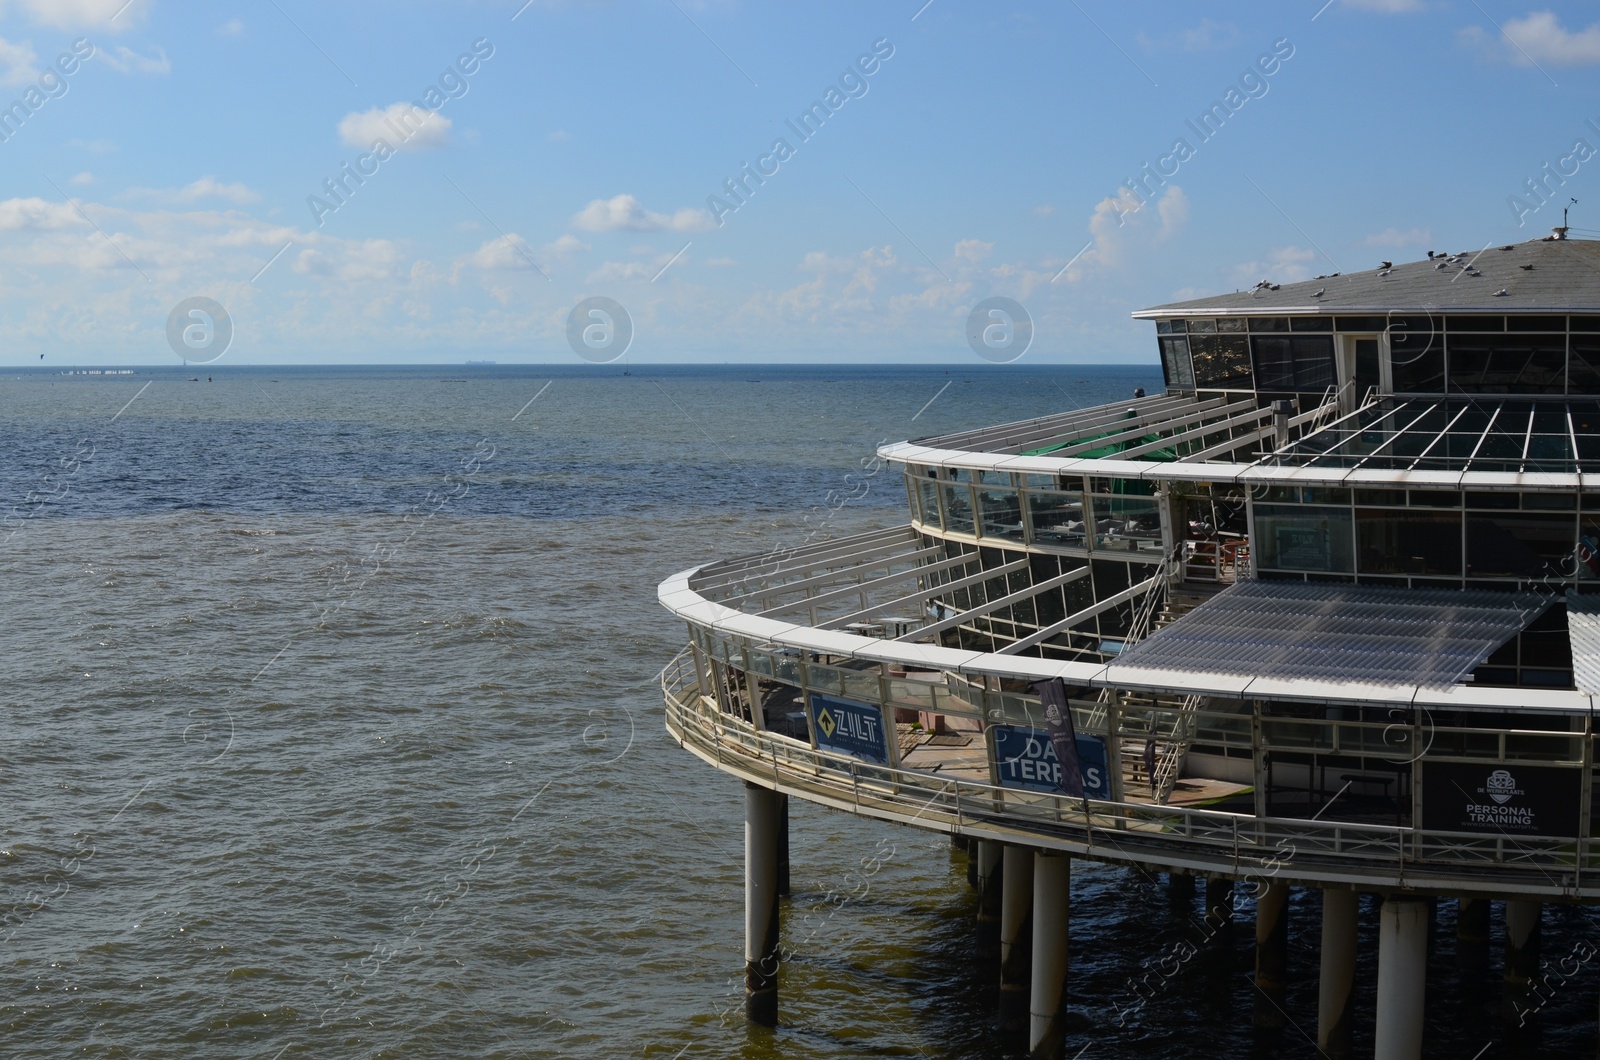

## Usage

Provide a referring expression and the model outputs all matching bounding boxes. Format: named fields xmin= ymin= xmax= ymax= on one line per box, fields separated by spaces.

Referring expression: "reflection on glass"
xmin=976 ymin=488 xmax=1025 ymax=542
xmin=1356 ymin=509 xmax=1462 ymax=575
xmin=917 ymin=479 xmax=943 ymax=530
xmin=1024 ymin=490 xmax=1086 ymax=547
xmin=1255 ymin=504 xmax=1355 ymax=572
xmin=942 ymin=483 xmax=976 ymax=534
xmin=1090 ymin=493 xmax=1162 ymax=551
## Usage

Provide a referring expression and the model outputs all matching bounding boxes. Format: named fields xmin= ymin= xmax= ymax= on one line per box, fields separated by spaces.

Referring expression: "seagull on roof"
xmin=1312 ymin=287 xmax=1326 ymax=298
xmin=1495 ymin=288 xmax=1509 ymax=296
xmin=1520 ymin=263 xmax=1535 ymax=270
xmin=1379 ymin=260 xmax=1393 ymax=270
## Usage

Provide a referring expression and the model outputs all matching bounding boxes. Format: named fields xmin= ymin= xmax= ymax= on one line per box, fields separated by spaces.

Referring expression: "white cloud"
xmin=1500 ymin=11 xmax=1600 ymax=67
xmin=1228 ymin=245 xmax=1317 ymax=287
xmin=1138 ymin=18 xmax=1242 ymax=52
xmin=1362 ymin=226 xmax=1431 ymax=248
xmin=586 ymin=260 xmax=659 ymax=282
xmin=5 ymin=0 xmax=145 ymax=31
xmin=218 ymin=18 xmax=244 ymax=37
xmin=178 ymin=177 xmax=258 ymax=204
xmin=571 ymin=193 xmax=714 ymax=233
xmin=469 ymin=235 xmax=543 ymax=271
xmin=0 ymin=36 xmax=39 ymax=87
xmin=0 ymin=197 xmax=86 ymax=231
xmin=1032 ymin=205 xmax=1056 ymax=218
xmin=69 ymin=171 xmax=93 ymax=186
xmin=98 ymin=45 xmax=169 ymax=75
xmin=1064 ymin=184 xmax=1188 ymax=281
xmin=0 ymin=199 xmax=85 ymax=235
xmin=68 ymin=138 xmax=115 ymax=153
xmin=548 ymin=129 xmax=569 ymax=142
xmin=953 ymin=239 xmax=993 ymax=266
xmin=291 ymin=239 xmax=405 ymax=282
xmin=540 ymin=233 xmax=588 ymax=261
xmin=338 ymin=103 xmax=451 ymax=151
xmin=705 ymin=257 xmax=738 ymax=267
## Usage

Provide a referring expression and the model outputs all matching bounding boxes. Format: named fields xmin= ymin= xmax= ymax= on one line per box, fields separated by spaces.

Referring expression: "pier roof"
xmin=1133 ymin=236 xmax=1600 ymax=317
xmin=1109 ymin=580 xmax=1550 ymax=689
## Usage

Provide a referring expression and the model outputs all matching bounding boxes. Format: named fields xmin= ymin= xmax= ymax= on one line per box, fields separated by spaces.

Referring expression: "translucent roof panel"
xmin=1274 ymin=398 xmax=1600 ymax=476
xmin=1110 ymin=580 xmax=1550 ymax=689
xmin=1566 ymin=592 xmax=1600 ymax=694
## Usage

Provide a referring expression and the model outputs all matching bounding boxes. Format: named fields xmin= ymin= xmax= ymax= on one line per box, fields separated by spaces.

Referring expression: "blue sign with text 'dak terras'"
xmin=992 ymin=725 xmax=1110 ymax=798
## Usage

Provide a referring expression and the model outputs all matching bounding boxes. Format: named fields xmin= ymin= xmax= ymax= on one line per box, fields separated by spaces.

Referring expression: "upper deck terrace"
xmin=883 ymin=390 xmax=1600 ymax=492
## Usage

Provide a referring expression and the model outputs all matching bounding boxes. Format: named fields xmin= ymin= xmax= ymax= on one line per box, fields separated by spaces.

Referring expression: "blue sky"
xmin=1 ymin=0 xmax=1599 ymax=365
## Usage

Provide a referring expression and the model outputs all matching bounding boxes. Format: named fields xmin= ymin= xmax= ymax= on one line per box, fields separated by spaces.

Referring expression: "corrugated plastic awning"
xmin=1110 ymin=580 xmax=1550 ymax=689
xmin=1566 ymin=592 xmax=1600 ymax=694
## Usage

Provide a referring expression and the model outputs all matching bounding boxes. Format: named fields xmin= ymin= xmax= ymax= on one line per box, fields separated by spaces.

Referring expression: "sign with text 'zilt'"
xmin=808 ymin=693 xmax=890 ymax=765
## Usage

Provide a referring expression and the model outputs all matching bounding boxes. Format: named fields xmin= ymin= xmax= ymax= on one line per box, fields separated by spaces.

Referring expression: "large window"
xmin=1447 ymin=335 xmax=1565 ymax=394
xmin=1254 ymin=504 xmax=1355 ymax=573
xmin=1356 ymin=509 xmax=1462 ymax=575
xmin=1251 ymin=336 xmax=1336 ymax=391
xmin=1189 ymin=334 xmax=1253 ymax=388
xmin=1160 ymin=337 xmax=1194 ymax=390
xmin=976 ymin=488 xmax=1025 ymax=543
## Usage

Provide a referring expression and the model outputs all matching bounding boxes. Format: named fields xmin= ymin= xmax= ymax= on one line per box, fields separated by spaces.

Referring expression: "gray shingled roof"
xmin=1133 ymin=237 xmax=1600 ymax=317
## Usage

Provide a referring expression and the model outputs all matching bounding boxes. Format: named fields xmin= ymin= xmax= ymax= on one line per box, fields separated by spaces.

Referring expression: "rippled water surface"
xmin=3 ymin=363 xmax=1596 ymax=1059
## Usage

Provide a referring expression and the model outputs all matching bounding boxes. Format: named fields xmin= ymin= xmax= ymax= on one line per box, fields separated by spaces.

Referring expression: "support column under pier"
xmin=1457 ymin=897 xmax=1490 ymax=972
xmin=1205 ymin=877 xmax=1234 ymax=945
xmin=776 ymin=794 xmax=790 ymax=898
xmin=1029 ymin=851 xmax=1070 ymax=1060
xmin=1253 ymin=881 xmax=1289 ymax=1028
xmin=1503 ymin=899 xmax=1542 ymax=1024
xmin=999 ymin=844 xmax=1034 ymax=1029
xmin=744 ymin=782 xmax=782 ymax=1027
xmin=1375 ymin=896 xmax=1429 ymax=1060
xmin=976 ymin=841 xmax=1003 ymax=958
xmin=1169 ymin=871 xmax=1196 ymax=907
xmin=1317 ymin=889 xmax=1358 ymax=1060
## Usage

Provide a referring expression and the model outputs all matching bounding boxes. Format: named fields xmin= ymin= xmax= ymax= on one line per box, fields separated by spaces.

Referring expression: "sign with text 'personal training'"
xmin=1420 ymin=761 xmax=1580 ymax=838
xmin=991 ymin=725 xmax=1110 ymax=799
xmin=808 ymin=693 xmax=890 ymax=765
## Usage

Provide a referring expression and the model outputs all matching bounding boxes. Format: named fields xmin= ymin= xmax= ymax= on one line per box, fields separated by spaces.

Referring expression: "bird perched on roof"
xmin=1379 ymin=260 xmax=1393 ymax=270
xmin=1427 ymin=251 xmax=1436 ymax=259
xmin=1495 ymin=288 xmax=1509 ymax=296
xmin=1520 ymin=263 xmax=1535 ymax=270
xmin=1312 ymin=288 xmax=1326 ymax=298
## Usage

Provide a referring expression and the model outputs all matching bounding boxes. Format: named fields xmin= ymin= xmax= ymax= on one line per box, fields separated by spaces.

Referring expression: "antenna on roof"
xmin=1557 ymin=198 xmax=1577 ymax=240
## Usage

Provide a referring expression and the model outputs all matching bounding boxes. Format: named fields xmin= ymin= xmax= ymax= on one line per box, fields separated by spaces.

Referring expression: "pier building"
xmin=659 ymin=233 xmax=1600 ymax=1058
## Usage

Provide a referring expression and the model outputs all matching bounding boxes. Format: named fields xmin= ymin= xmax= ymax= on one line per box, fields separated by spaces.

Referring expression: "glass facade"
xmin=1253 ymin=488 xmax=1600 ymax=586
xmin=1153 ymin=314 xmax=1600 ymax=397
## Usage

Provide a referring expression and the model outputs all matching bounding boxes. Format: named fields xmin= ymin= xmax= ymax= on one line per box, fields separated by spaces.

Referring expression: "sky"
xmin=1 ymin=0 xmax=1599 ymax=366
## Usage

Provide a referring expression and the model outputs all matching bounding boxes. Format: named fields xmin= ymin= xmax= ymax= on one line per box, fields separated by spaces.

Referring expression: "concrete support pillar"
xmin=976 ymin=840 xmax=1004 ymax=957
xmin=1205 ymin=877 xmax=1234 ymax=944
xmin=1169 ymin=871 xmax=1196 ymax=907
xmin=776 ymin=795 xmax=790 ymax=898
xmin=999 ymin=845 xmax=1035 ymax=1028
xmin=1457 ymin=897 xmax=1491 ymax=972
xmin=744 ymin=783 xmax=782 ymax=1026
xmin=1253 ymin=881 xmax=1290 ymax=1028
xmin=1029 ymin=851 xmax=1070 ymax=1060
xmin=1317 ymin=889 xmax=1359 ymax=1059
xmin=1374 ymin=896 xmax=1430 ymax=1060
xmin=1503 ymin=899 xmax=1542 ymax=1023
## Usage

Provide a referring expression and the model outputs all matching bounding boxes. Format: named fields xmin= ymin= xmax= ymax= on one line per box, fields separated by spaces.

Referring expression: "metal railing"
xmin=662 ymin=648 xmax=1597 ymax=896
